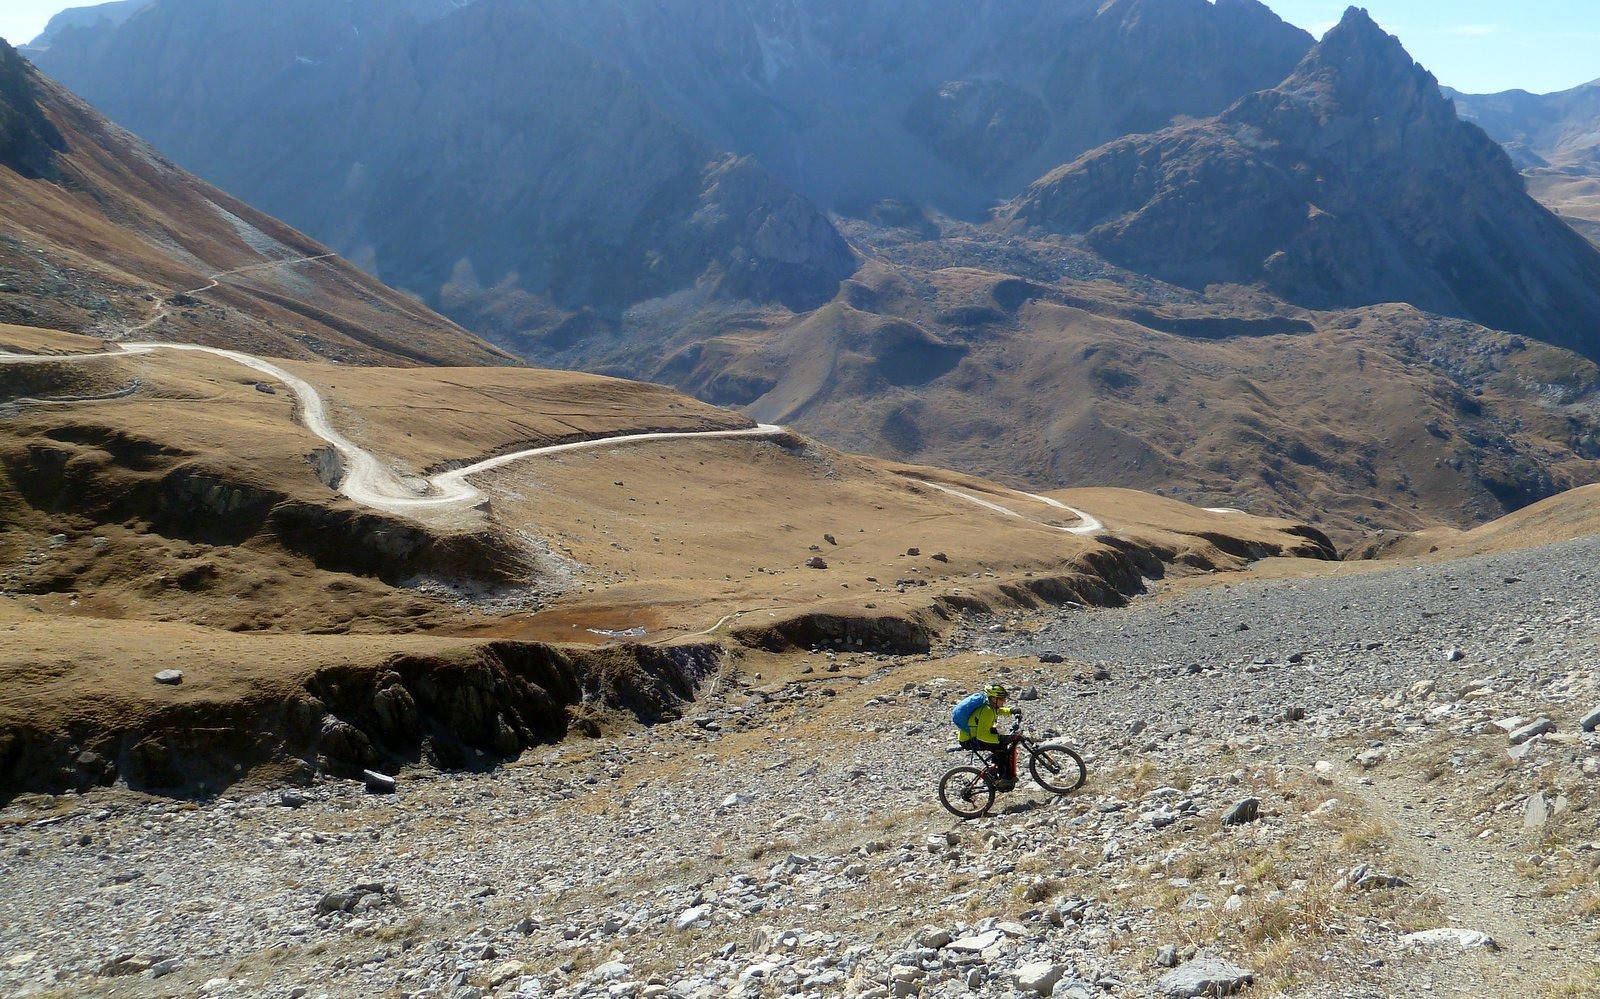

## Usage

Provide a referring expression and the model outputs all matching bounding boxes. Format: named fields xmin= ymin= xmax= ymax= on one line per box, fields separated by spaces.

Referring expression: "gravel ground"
xmin=1 ymin=537 xmax=1597 ymax=999
xmin=965 ymin=535 xmax=1600 ymax=739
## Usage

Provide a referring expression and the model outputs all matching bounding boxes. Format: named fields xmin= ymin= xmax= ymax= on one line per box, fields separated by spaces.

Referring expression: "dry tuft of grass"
xmin=1336 ymin=818 xmax=1390 ymax=854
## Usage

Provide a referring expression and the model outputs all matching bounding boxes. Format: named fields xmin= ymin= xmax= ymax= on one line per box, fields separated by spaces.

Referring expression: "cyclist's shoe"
xmin=994 ymin=777 xmax=1017 ymax=792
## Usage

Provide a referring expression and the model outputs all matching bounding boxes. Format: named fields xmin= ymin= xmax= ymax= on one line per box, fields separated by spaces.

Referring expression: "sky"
xmin=1 ymin=0 xmax=1597 ymax=95
xmin=1258 ymin=1 xmax=1599 ymax=94
xmin=0 ymin=1 xmax=78 ymax=48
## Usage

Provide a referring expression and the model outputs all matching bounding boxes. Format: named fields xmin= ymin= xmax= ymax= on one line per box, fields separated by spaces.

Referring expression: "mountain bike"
xmin=937 ymin=723 xmax=1086 ymax=819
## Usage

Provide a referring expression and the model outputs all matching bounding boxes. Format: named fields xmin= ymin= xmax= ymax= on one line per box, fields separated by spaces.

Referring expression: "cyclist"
xmin=951 ymin=683 xmax=1021 ymax=790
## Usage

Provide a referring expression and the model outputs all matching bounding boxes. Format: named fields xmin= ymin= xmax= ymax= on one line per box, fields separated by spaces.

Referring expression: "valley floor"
xmin=1 ymin=538 xmax=1596 ymax=999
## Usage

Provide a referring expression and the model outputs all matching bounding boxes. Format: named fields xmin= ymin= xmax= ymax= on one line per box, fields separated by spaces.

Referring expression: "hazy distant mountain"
xmin=27 ymin=0 xmax=857 ymax=350
xmin=1448 ymin=78 xmax=1600 ymax=172
xmin=525 ymin=0 xmax=1313 ymax=212
xmin=0 ymin=38 xmax=507 ymax=365
xmin=22 ymin=1 xmax=153 ymax=49
xmin=1448 ymin=79 xmax=1600 ymax=249
xmin=1006 ymin=9 xmax=1600 ymax=357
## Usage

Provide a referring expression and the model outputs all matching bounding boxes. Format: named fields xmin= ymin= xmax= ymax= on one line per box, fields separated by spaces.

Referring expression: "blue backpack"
xmin=951 ymin=691 xmax=987 ymax=733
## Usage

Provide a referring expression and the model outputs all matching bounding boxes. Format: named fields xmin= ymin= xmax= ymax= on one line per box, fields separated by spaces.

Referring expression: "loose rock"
xmin=1156 ymin=959 xmax=1255 ymax=998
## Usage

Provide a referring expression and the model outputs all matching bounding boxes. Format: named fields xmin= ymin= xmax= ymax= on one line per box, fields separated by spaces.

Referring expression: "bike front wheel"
xmin=1029 ymin=745 xmax=1087 ymax=794
xmin=938 ymin=765 xmax=996 ymax=819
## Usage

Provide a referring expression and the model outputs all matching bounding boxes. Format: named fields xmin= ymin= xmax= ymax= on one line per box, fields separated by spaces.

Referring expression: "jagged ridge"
xmin=1006 ymin=7 xmax=1600 ymax=357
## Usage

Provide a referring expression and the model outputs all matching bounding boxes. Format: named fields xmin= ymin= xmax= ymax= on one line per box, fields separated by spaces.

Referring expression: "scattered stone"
xmin=946 ymin=929 xmax=1004 ymax=953
xmin=1016 ymin=962 xmax=1068 ymax=995
xmin=1445 ymin=647 xmax=1466 ymax=662
xmin=823 ymin=534 xmax=837 ymax=545
xmin=1580 ymin=706 xmax=1600 ymax=733
xmin=254 ymin=382 xmax=276 ymax=394
xmin=1155 ymin=959 xmax=1255 ymax=998
xmin=487 ymin=961 xmax=526 ymax=986
xmin=591 ymin=960 xmax=630 ymax=981
xmin=914 ymin=926 xmax=952 ymax=949
xmin=99 ymin=954 xmax=158 ymax=977
xmin=1399 ymin=928 xmax=1499 ymax=951
xmin=1509 ymin=717 xmax=1555 ymax=745
xmin=1221 ymin=798 xmax=1261 ymax=826
xmin=906 ymin=548 xmax=920 ymax=556
xmin=316 ymin=883 xmax=392 ymax=915
xmin=153 ymin=670 xmax=184 ymax=686
xmin=278 ymin=791 xmax=307 ymax=809
xmin=675 ymin=905 xmax=710 ymax=930
xmin=1524 ymin=791 xmax=1568 ymax=829
xmin=1154 ymin=945 xmax=1180 ymax=968
xmin=362 ymin=769 xmax=396 ymax=794
xmin=1039 ymin=653 xmax=1065 ymax=664
xmin=806 ymin=556 xmax=829 ymax=570
xmin=931 ymin=552 xmax=950 ymax=563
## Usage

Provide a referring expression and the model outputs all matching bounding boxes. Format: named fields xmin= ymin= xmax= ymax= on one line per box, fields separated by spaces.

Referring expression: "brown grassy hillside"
xmin=0 ymin=39 xmax=508 ymax=366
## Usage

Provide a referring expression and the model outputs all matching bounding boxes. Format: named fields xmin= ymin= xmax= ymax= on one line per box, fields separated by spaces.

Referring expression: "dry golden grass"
xmin=1537 ymin=967 xmax=1600 ymax=999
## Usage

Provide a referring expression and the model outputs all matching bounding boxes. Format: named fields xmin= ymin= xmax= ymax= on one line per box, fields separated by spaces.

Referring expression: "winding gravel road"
xmin=2 ymin=341 xmax=1108 ymax=535
xmin=0 ymin=340 xmax=787 ymax=515
xmin=917 ymin=480 xmax=1103 ymax=535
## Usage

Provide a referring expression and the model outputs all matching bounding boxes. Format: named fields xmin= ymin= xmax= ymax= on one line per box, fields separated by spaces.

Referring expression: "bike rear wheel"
xmin=1029 ymin=745 xmax=1087 ymax=794
xmin=938 ymin=765 xmax=996 ymax=819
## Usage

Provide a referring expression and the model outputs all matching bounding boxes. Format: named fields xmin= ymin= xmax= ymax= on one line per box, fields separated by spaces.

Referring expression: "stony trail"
xmin=1325 ymin=761 xmax=1592 ymax=994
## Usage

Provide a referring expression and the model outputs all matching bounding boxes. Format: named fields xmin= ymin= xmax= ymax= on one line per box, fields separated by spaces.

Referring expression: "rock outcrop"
xmin=1006 ymin=8 xmax=1600 ymax=358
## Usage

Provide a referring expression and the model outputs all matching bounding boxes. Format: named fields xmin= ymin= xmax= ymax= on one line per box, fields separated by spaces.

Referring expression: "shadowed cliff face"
xmin=521 ymin=0 xmax=1313 ymax=212
xmin=26 ymin=0 xmax=1316 ymax=219
xmin=0 ymin=41 xmax=64 ymax=179
xmin=1006 ymin=8 xmax=1600 ymax=359
xmin=28 ymin=0 xmax=857 ymax=344
xmin=349 ymin=3 xmax=855 ymax=321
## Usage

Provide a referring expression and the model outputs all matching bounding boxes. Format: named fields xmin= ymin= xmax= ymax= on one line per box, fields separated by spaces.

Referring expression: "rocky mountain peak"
xmin=1273 ymin=6 xmax=1448 ymax=122
xmin=1004 ymin=5 xmax=1600 ymax=356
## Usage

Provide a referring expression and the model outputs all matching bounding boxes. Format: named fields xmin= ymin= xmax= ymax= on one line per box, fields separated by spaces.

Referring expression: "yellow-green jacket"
xmin=955 ymin=696 xmax=1014 ymax=745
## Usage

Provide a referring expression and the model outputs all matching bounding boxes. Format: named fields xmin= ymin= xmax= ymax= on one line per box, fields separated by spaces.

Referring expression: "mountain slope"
xmin=0 ymin=38 xmax=508 ymax=366
xmin=1449 ymin=79 xmax=1600 ymax=248
xmin=1005 ymin=9 xmax=1600 ymax=359
xmin=32 ymin=0 xmax=1314 ymax=221
xmin=24 ymin=0 xmax=857 ymax=354
xmin=1448 ymin=78 xmax=1600 ymax=173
